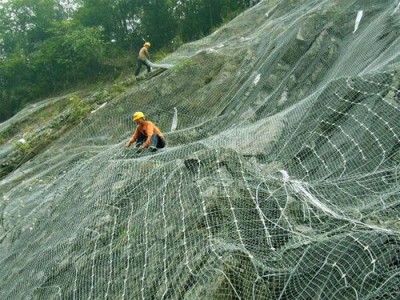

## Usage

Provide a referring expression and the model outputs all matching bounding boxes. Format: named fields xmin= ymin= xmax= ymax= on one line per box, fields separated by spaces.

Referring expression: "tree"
xmin=0 ymin=3 xmax=106 ymax=122
xmin=173 ymin=0 xmax=246 ymax=42
xmin=74 ymin=0 xmax=141 ymax=49
xmin=0 ymin=52 xmax=34 ymax=121
xmin=0 ymin=0 xmax=250 ymax=121
xmin=31 ymin=21 xmax=106 ymax=86
xmin=0 ymin=0 xmax=64 ymax=56
xmin=139 ymin=0 xmax=177 ymax=50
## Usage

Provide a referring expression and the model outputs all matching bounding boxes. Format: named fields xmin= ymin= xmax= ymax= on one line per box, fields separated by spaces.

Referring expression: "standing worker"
xmin=134 ymin=42 xmax=152 ymax=76
xmin=125 ymin=112 xmax=166 ymax=152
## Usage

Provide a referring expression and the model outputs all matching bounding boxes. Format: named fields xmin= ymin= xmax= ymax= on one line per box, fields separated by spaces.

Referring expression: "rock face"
xmin=1 ymin=0 xmax=400 ymax=299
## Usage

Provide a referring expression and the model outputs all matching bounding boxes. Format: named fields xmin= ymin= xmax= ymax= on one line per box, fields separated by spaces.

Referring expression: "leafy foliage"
xmin=0 ymin=20 xmax=106 ymax=122
xmin=0 ymin=0 xmax=254 ymax=122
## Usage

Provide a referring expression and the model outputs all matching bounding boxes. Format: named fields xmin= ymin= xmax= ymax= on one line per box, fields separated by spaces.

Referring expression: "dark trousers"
xmin=134 ymin=58 xmax=151 ymax=76
xmin=136 ymin=132 xmax=165 ymax=149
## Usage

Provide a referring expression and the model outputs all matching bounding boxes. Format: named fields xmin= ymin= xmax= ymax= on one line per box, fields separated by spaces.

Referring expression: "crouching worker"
xmin=125 ymin=111 xmax=166 ymax=152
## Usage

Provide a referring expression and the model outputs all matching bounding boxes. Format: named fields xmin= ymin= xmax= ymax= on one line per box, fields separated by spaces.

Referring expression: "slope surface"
xmin=1 ymin=0 xmax=400 ymax=299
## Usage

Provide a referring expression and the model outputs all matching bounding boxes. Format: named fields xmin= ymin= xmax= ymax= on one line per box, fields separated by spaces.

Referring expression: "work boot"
xmin=149 ymin=146 xmax=157 ymax=152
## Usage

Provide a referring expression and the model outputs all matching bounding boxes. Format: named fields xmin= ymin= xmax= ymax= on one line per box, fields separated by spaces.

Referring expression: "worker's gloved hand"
xmin=125 ymin=141 xmax=131 ymax=147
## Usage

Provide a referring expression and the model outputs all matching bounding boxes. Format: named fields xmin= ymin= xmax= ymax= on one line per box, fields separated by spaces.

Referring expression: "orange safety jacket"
xmin=129 ymin=121 xmax=164 ymax=148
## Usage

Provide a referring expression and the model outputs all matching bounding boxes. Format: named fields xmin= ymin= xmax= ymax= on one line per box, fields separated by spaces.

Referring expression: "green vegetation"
xmin=0 ymin=72 xmax=137 ymax=179
xmin=171 ymin=58 xmax=197 ymax=75
xmin=69 ymin=95 xmax=92 ymax=122
xmin=0 ymin=0 xmax=255 ymax=122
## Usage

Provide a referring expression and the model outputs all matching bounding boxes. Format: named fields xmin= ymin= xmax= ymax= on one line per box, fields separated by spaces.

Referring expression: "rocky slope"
xmin=1 ymin=0 xmax=400 ymax=299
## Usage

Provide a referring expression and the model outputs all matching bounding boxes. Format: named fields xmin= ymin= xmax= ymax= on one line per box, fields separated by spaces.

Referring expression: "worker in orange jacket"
xmin=125 ymin=112 xmax=166 ymax=152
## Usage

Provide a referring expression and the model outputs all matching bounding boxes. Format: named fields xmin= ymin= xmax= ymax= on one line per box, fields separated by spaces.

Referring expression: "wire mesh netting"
xmin=1 ymin=0 xmax=400 ymax=299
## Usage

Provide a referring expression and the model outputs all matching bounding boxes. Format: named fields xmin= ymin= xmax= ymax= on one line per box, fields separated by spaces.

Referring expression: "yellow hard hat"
xmin=133 ymin=111 xmax=145 ymax=121
xmin=144 ymin=42 xmax=151 ymax=47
